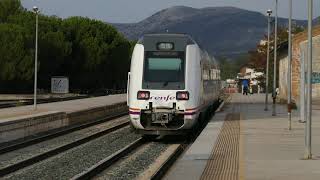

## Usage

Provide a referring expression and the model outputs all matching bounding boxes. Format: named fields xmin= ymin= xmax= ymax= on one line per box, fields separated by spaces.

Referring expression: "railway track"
xmin=150 ymin=143 xmax=187 ymax=180
xmin=71 ymin=138 xmax=146 ymax=180
xmin=0 ymin=113 xmax=130 ymax=177
xmin=71 ymin=101 xmax=221 ymax=180
xmin=149 ymin=104 xmax=220 ymax=179
xmin=70 ymin=138 xmax=188 ymax=180
xmin=1 ymin=100 xmax=222 ymax=179
xmin=0 ymin=113 xmax=190 ymax=180
xmin=0 ymin=111 xmax=128 ymax=154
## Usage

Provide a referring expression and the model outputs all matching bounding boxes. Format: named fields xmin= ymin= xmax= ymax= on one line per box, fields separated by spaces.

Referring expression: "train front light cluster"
xmin=137 ymin=91 xmax=150 ymax=100
xmin=176 ymin=91 xmax=189 ymax=100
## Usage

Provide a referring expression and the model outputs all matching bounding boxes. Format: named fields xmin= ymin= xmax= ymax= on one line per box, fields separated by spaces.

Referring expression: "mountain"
xmin=113 ymin=6 xmax=315 ymax=58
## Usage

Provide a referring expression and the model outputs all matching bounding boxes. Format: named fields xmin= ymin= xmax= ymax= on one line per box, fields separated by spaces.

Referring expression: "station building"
xmin=278 ymin=25 xmax=320 ymax=105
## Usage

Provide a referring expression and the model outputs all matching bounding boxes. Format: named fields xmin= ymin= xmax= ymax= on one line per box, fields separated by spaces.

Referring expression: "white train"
xmin=127 ymin=34 xmax=221 ymax=136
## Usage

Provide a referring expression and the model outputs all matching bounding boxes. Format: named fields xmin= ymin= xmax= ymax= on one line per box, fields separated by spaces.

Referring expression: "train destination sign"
xmin=157 ymin=42 xmax=174 ymax=50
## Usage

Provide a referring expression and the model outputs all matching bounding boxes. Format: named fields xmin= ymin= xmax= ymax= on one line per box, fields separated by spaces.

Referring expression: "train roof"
xmin=143 ymin=33 xmax=191 ymax=38
xmin=137 ymin=33 xmax=218 ymax=68
xmin=137 ymin=33 xmax=196 ymax=45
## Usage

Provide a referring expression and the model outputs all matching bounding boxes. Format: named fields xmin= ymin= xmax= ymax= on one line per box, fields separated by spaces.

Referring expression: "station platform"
xmin=166 ymin=93 xmax=320 ymax=180
xmin=0 ymin=94 xmax=126 ymax=144
xmin=0 ymin=94 xmax=126 ymax=121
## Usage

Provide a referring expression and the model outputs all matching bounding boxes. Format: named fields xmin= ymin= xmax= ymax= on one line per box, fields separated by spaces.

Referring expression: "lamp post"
xmin=305 ymin=0 xmax=313 ymax=160
xmin=287 ymin=0 xmax=292 ymax=130
xmin=265 ymin=9 xmax=272 ymax=111
xmin=33 ymin=6 xmax=39 ymax=111
xmin=272 ymin=0 xmax=278 ymax=116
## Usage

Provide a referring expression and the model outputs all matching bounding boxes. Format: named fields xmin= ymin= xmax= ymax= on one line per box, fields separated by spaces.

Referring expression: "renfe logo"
xmin=150 ymin=95 xmax=176 ymax=102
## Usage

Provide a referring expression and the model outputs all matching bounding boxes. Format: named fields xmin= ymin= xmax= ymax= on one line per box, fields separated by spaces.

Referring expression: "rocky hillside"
xmin=113 ymin=6 xmax=313 ymax=58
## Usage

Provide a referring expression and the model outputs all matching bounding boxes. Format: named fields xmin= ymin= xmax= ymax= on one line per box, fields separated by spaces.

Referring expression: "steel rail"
xmin=150 ymin=143 xmax=187 ymax=180
xmin=71 ymin=138 xmax=145 ymax=180
xmin=149 ymin=99 xmax=222 ymax=179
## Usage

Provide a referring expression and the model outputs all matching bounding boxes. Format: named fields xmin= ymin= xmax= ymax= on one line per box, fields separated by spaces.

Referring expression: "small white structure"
xmin=259 ymin=40 xmax=268 ymax=46
xmin=51 ymin=76 xmax=69 ymax=94
xmin=237 ymin=67 xmax=264 ymax=94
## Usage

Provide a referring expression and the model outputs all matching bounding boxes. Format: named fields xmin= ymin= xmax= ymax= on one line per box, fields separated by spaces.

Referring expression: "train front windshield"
xmin=143 ymin=51 xmax=185 ymax=90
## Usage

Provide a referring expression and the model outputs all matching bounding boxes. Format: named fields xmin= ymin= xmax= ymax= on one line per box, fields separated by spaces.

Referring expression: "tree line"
xmin=0 ymin=0 xmax=135 ymax=93
xmin=217 ymin=24 xmax=304 ymax=92
xmin=246 ymin=25 xmax=304 ymax=92
xmin=218 ymin=54 xmax=249 ymax=80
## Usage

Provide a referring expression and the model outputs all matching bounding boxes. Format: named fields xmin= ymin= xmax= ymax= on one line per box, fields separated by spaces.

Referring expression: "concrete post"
xmin=305 ymin=0 xmax=313 ymax=160
xmin=287 ymin=0 xmax=292 ymax=130
xmin=34 ymin=11 xmax=39 ymax=111
xmin=272 ymin=0 xmax=278 ymax=116
xmin=265 ymin=11 xmax=272 ymax=111
xmin=300 ymin=50 xmax=306 ymax=124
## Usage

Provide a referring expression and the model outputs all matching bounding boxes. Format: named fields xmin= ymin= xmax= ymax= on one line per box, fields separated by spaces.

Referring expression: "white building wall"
xmin=279 ymin=57 xmax=288 ymax=100
xmin=300 ymin=35 xmax=320 ymax=98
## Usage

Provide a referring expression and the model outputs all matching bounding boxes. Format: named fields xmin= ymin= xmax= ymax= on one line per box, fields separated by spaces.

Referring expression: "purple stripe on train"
xmin=129 ymin=111 xmax=141 ymax=115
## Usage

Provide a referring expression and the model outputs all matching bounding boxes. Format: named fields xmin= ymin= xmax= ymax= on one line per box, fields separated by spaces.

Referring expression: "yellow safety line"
xmin=200 ymin=112 xmax=240 ymax=180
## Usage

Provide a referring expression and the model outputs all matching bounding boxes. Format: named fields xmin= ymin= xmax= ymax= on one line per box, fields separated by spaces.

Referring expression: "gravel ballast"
xmin=0 ymin=116 xmax=129 ymax=169
xmin=3 ymin=127 xmax=139 ymax=180
xmin=94 ymin=142 xmax=169 ymax=180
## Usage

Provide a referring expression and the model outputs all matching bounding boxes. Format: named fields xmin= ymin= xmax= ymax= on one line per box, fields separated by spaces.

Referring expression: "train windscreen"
xmin=143 ymin=51 xmax=185 ymax=90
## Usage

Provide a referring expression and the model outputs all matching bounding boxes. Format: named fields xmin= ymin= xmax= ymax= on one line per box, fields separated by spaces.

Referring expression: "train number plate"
xmin=152 ymin=113 xmax=169 ymax=123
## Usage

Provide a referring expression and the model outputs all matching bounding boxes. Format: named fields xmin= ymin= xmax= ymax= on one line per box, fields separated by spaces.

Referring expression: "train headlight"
xmin=137 ymin=91 xmax=150 ymax=100
xmin=176 ymin=91 xmax=189 ymax=100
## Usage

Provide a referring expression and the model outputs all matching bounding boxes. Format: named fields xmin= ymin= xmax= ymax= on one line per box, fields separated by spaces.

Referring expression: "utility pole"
xmin=305 ymin=0 xmax=313 ymax=160
xmin=272 ymin=0 xmax=278 ymax=116
xmin=300 ymin=49 xmax=306 ymax=123
xmin=33 ymin=6 xmax=39 ymax=111
xmin=265 ymin=9 xmax=272 ymax=111
xmin=287 ymin=0 xmax=292 ymax=130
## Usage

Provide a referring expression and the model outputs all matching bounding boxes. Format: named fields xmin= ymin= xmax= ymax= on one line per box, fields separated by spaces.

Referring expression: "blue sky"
xmin=22 ymin=0 xmax=320 ymax=23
